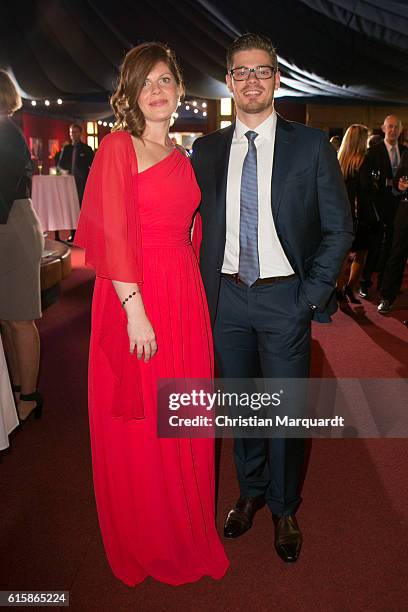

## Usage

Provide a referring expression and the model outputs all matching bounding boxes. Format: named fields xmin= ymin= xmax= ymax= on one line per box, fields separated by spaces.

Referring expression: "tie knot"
xmin=245 ymin=130 xmax=258 ymax=143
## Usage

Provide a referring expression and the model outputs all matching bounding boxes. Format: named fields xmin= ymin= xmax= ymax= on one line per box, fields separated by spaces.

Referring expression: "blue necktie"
xmin=239 ymin=130 xmax=259 ymax=286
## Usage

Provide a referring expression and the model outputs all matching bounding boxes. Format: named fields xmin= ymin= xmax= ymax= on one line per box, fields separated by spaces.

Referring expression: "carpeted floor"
xmin=1 ymin=248 xmax=407 ymax=611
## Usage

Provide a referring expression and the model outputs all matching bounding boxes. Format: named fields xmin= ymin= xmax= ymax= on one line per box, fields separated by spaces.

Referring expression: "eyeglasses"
xmin=229 ymin=65 xmax=276 ymax=81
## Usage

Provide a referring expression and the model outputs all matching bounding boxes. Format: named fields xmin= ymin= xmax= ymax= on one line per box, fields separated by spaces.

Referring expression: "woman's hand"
xmin=398 ymin=176 xmax=408 ymax=192
xmin=111 ymin=281 xmax=157 ymax=362
xmin=127 ymin=311 xmax=157 ymax=362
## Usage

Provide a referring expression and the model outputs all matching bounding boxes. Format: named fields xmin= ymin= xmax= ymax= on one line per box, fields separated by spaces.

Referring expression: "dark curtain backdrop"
xmin=0 ymin=0 xmax=407 ymax=112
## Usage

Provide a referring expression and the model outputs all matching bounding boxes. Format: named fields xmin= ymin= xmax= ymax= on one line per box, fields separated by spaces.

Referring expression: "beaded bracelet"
xmin=121 ymin=290 xmax=138 ymax=307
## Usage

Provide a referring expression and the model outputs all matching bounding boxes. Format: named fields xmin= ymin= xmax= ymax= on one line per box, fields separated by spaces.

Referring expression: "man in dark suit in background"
xmin=58 ymin=123 xmax=94 ymax=242
xmin=359 ymin=115 xmax=406 ymax=298
xmin=377 ymin=151 xmax=408 ymax=313
xmin=192 ymin=33 xmax=352 ymax=564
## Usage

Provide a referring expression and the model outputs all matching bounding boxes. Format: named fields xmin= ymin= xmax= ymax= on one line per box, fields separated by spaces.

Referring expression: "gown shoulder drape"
xmin=74 ymin=130 xmax=229 ymax=586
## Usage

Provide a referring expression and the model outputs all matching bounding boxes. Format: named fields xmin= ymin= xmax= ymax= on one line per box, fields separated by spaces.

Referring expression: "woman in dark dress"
xmin=336 ymin=124 xmax=371 ymax=303
xmin=0 ymin=70 xmax=44 ymax=421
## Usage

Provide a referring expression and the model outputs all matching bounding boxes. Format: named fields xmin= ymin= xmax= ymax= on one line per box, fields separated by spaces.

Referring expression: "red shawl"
xmin=75 ymin=131 xmax=202 ymax=421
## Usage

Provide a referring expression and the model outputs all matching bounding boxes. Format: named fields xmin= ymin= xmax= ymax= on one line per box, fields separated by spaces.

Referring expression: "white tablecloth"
xmin=0 ymin=337 xmax=19 ymax=451
xmin=32 ymin=175 xmax=80 ymax=231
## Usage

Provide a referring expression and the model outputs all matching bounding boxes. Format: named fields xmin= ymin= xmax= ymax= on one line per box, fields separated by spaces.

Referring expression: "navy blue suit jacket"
xmin=191 ymin=115 xmax=353 ymax=325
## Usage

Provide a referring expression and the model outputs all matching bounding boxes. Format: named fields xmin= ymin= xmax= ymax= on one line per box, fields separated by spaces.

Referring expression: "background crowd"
xmin=333 ymin=115 xmax=408 ymax=313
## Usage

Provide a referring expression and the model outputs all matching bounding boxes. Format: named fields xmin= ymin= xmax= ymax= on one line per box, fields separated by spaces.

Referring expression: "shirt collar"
xmin=234 ymin=110 xmax=277 ymax=143
xmin=384 ymin=139 xmax=397 ymax=152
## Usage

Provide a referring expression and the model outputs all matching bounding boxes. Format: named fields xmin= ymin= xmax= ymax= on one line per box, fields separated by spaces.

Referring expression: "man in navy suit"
xmin=192 ymin=33 xmax=352 ymax=563
xmin=58 ymin=124 xmax=94 ymax=241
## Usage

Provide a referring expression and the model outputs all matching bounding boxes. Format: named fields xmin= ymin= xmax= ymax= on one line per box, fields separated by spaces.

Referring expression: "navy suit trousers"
xmin=214 ymin=275 xmax=311 ymax=515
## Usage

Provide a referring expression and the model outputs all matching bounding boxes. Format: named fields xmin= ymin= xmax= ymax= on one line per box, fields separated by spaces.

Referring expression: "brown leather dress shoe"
xmin=224 ymin=495 xmax=265 ymax=539
xmin=272 ymin=514 xmax=302 ymax=563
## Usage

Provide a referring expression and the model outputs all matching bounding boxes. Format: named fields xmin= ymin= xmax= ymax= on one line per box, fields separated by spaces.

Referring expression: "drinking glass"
xmin=400 ymin=175 xmax=408 ymax=202
xmin=371 ymin=169 xmax=380 ymax=190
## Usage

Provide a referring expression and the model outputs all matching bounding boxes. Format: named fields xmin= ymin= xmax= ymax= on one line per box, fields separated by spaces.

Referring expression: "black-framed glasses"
xmin=229 ymin=65 xmax=276 ymax=81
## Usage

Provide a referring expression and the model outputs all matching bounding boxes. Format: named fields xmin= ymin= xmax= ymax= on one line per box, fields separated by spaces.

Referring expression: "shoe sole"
xmin=223 ymin=525 xmax=252 ymax=539
xmin=275 ymin=544 xmax=302 ymax=563
xmin=223 ymin=519 xmax=253 ymax=538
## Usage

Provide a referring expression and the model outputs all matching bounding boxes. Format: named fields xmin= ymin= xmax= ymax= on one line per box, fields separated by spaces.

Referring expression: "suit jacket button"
xmin=216 ymin=267 xmax=221 ymax=272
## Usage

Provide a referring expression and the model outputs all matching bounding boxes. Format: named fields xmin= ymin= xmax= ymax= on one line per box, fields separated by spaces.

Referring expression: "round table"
xmin=0 ymin=336 xmax=19 ymax=451
xmin=32 ymin=175 xmax=80 ymax=232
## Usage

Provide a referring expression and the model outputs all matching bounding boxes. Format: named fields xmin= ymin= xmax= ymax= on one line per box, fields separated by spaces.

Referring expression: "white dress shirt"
xmin=222 ymin=111 xmax=294 ymax=277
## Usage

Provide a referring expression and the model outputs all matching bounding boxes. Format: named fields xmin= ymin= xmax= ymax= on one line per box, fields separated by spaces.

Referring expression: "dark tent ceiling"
xmin=1 ymin=0 xmax=407 ymax=118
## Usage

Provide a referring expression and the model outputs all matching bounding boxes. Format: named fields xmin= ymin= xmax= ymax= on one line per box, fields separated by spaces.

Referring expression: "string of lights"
xmin=95 ymin=99 xmax=209 ymax=127
xmin=97 ymin=120 xmax=114 ymax=128
xmin=182 ymin=100 xmax=207 ymax=117
xmin=27 ymin=98 xmax=209 ymax=123
xmin=30 ymin=98 xmax=63 ymax=107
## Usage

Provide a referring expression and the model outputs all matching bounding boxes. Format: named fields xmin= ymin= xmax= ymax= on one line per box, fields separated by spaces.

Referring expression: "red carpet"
xmin=1 ymin=248 xmax=407 ymax=611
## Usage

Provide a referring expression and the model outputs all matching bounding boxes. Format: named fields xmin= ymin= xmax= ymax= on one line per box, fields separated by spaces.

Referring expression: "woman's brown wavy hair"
xmin=0 ymin=70 xmax=22 ymax=115
xmin=111 ymin=42 xmax=184 ymax=137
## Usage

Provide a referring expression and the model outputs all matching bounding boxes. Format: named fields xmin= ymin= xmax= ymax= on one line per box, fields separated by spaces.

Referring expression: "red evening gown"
xmin=75 ymin=131 xmax=229 ymax=586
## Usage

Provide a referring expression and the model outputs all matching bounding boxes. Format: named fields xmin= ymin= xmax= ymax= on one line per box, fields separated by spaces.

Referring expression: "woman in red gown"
xmin=75 ymin=43 xmax=229 ymax=586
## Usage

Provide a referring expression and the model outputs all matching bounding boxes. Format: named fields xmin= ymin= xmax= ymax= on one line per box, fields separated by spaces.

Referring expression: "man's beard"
xmin=235 ymin=90 xmax=275 ymax=115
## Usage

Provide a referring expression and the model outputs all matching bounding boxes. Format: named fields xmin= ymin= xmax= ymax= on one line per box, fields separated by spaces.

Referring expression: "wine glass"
xmin=37 ymin=161 xmax=43 ymax=175
xmin=371 ymin=169 xmax=380 ymax=190
xmin=400 ymin=175 xmax=408 ymax=202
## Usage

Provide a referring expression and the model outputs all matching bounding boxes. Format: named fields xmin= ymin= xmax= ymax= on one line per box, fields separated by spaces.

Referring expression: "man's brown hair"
xmin=226 ymin=33 xmax=278 ymax=71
